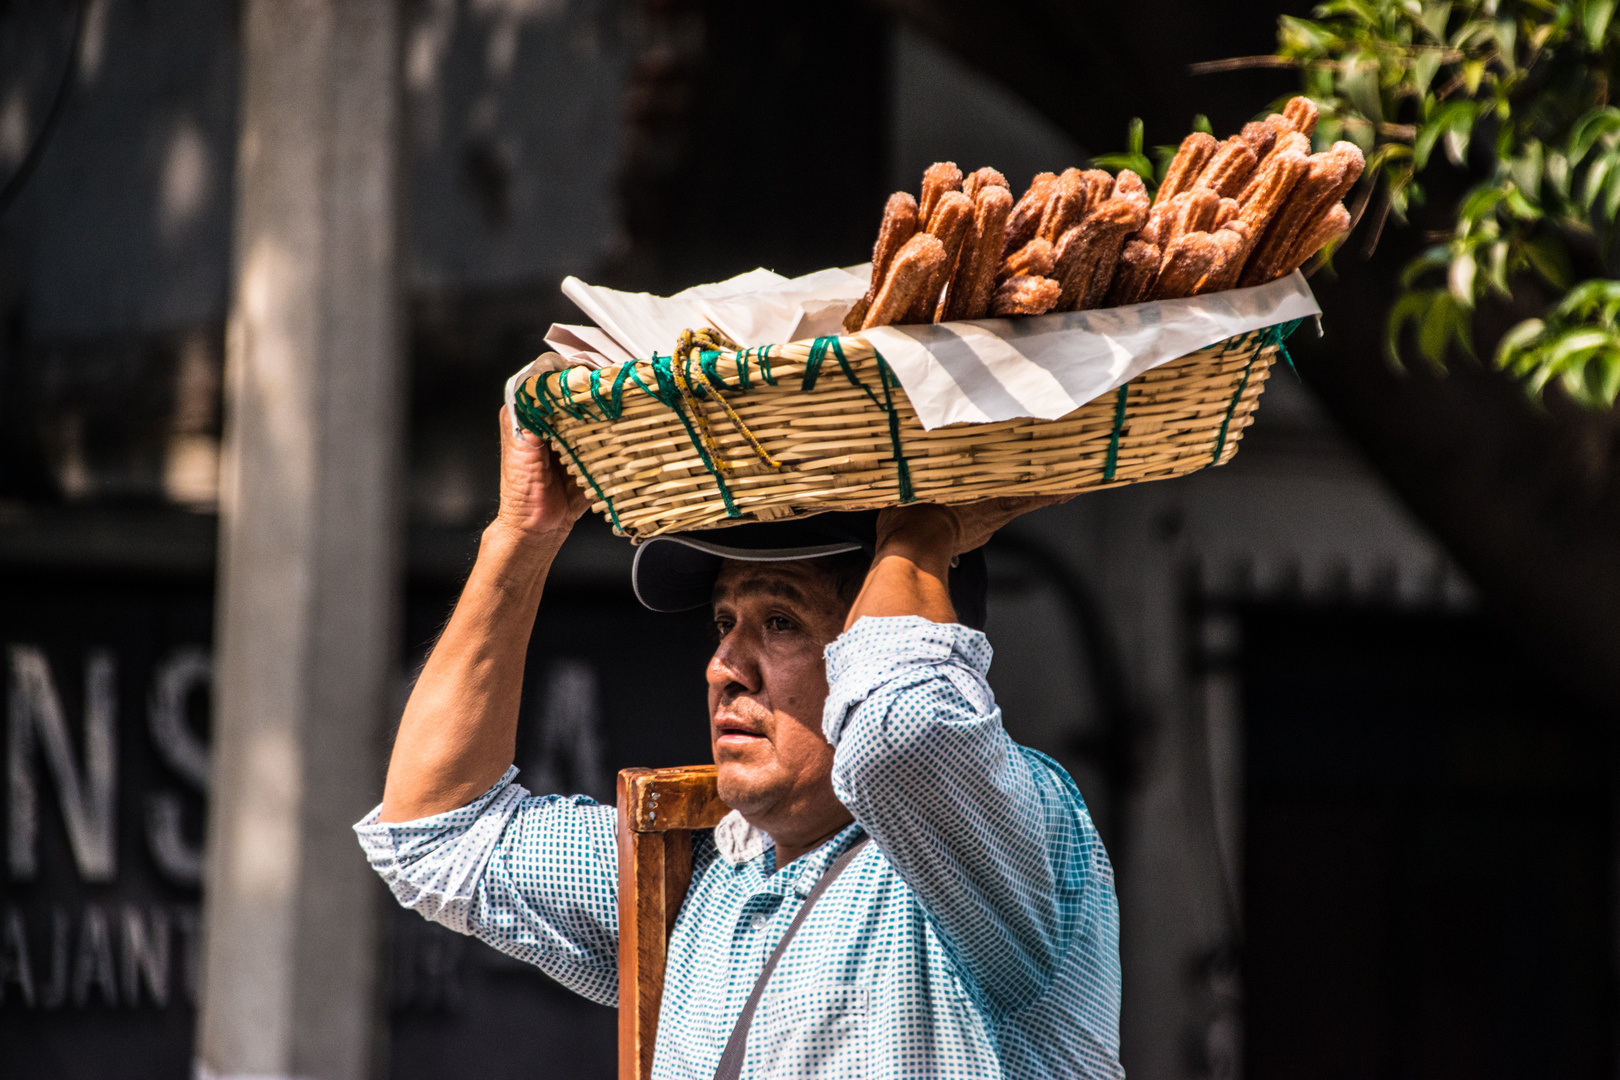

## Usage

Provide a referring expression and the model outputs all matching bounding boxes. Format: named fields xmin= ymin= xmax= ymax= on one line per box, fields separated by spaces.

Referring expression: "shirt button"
xmin=749 ymin=913 xmax=768 ymax=931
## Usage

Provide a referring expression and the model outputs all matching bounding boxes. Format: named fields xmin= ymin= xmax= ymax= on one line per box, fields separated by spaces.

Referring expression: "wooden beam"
xmin=620 ymin=764 xmax=730 ymax=833
xmin=616 ymin=766 xmax=728 ymax=1080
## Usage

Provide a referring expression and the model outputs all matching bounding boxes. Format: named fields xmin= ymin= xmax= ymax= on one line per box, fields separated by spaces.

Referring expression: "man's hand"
xmin=378 ymin=409 xmax=590 ymax=822
xmin=848 ymin=496 xmax=1068 ymax=629
xmin=494 ymin=406 xmax=591 ymax=542
xmin=935 ymin=494 xmax=1070 ymax=554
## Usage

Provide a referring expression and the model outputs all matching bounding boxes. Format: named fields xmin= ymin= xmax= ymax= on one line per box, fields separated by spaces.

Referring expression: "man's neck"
xmin=768 ymin=816 xmax=854 ymax=869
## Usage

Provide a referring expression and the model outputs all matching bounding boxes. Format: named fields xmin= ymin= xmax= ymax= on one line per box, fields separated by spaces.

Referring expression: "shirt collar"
xmin=713 ymin=809 xmax=773 ymax=866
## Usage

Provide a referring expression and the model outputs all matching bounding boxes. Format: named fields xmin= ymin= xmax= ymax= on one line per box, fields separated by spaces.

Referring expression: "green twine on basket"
xmin=1262 ymin=317 xmax=1304 ymax=378
xmin=801 ymin=337 xmax=915 ymax=503
xmin=647 ymin=353 xmax=742 ymax=518
xmin=511 ymin=377 xmax=625 ymax=533
xmin=1208 ymin=319 xmax=1301 ymax=468
xmin=1102 ymin=382 xmax=1129 ymax=482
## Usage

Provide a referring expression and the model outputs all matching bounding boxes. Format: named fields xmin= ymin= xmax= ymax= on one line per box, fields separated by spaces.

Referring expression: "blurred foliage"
xmin=1271 ymin=0 xmax=1620 ymax=406
xmin=1094 ymin=115 xmax=1213 ymax=193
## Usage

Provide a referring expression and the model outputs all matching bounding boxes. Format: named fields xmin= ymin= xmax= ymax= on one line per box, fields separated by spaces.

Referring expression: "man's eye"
xmin=713 ymin=619 xmax=734 ymax=639
xmin=765 ymin=615 xmax=796 ymax=632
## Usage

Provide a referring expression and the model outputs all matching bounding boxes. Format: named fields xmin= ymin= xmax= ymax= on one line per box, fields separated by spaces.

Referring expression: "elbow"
xmin=830 ymin=688 xmax=1002 ymax=814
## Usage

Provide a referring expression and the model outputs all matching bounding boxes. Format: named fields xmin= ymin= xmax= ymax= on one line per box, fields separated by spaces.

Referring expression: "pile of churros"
xmin=844 ymin=97 xmax=1363 ymax=332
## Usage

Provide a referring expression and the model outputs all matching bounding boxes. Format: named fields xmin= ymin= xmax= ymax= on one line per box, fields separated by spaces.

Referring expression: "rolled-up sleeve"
xmin=824 ymin=616 xmax=1113 ymax=1019
xmin=354 ymin=766 xmax=620 ymax=1005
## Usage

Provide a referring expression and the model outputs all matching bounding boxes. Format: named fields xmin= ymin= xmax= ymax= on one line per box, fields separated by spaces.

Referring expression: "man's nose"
xmin=707 ymin=634 xmax=761 ymax=694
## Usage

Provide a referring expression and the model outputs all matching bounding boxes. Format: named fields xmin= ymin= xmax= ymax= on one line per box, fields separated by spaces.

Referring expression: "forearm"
xmin=380 ymin=521 xmax=562 ymax=821
xmin=824 ymin=618 xmax=1095 ymax=1013
xmin=844 ymin=504 xmax=958 ymax=628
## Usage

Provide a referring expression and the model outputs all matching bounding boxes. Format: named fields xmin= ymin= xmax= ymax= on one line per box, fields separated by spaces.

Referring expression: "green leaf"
xmin=1566 ymin=107 xmax=1620 ymax=164
xmin=1279 ymin=14 xmax=1340 ymax=53
xmin=1420 ymin=1 xmax=1453 ymax=40
xmin=1417 ymin=101 xmax=1476 ymax=170
xmin=1486 ymin=239 xmax=1511 ymax=294
xmin=1544 ymin=328 xmax=1614 ymax=369
xmin=1400 ymin=244 xmax=1455 ymax=286
xmin=1494 ymin=17 xmax=1518 ymax=71
xmin=1585 ymin=0 xmax=1615 ymax=47
xmin=1494 ymin=316 xmax=1547 ymax=370
xmin=1386 ymin=290 xmax=1436 ymax=367
xmin=1413 ymin=48 xmax=1443 ymax=96
xmin=1093 ymin=152 xmax=1157 ymax=184
xmin=1457 ymin=183 xmax=1507 ymax=222
xmin=1449 ymin=249 xmax=1478 ymax=301
xmin=1192 ymin=114 xmax=1213 ymax=135
xmin=1341 ymin=55 xmax=1385 ymax=125
xmin=1444 ymin=113 xmax=1474 ymax=165
xmin=1418 ymin=294 xmax=1464 ymax=364
xmin=1520 ymin=234 xmax=1573 ymax=289
xmin=1504 ymin=185 xmax=1542 ymax=219
xmin=1605 ymin=162 xmax=1620 ymax=220
xmin=1545 ymin=151 xmax=1571 ymax=200
xmin=1463 ymin=58 xmax=1486 ymax=95
xmin=1582 ymin=153 xmax=1616 ymax=211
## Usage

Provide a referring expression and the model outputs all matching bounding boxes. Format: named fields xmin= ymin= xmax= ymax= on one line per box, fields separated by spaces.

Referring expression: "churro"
xmin=914 ymin=190 xmax=975 ymax=322
xmin=918 ymin=162 xmax=964 ymax=234
xmin=1151 ymin=231 xmax=1224 ymax=300
xmin=844 ymin=191 xmax=919 ymax=333
xmin=1282 ymin=96 xmax=1319 ymax=136
xmin=1000 ymin=237 xmax=1057 ymax=282
xmin=1103 ymin=239 xmax=1162 ymax=307
xmin=861 ymin=233 xmax=945 ymax=330
xmin=1157 ymin=132 xmax=1218 ymax=205
xmin=992 ymin=274 xmax=1062 ymax=316
xmin=962 ymin=166 xmax=1008 ymax=199
xmin=1195 ymin=139 xmax=1258 ymax=198
xmin=1004 ymin=172 xmax=1059 ymax=255
xmin=942 ymin=184 xmax=1014 ymax=321
xmin=1242 ymin=142 xmax=1361 ymax=284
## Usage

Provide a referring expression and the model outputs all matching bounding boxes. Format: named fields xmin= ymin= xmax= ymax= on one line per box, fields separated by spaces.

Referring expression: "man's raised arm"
xmin=828 ymin=499 xmax=1116 ymax=1021
xmin=378 ymin=408 xmax=588 ymax=822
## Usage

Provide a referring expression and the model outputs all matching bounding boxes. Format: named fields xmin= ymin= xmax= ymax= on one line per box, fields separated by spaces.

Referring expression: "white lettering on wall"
xmin=0 ymin=904 xmax=199 ymax=1009
xmin=145 ymin=648 xmax=211 ymax=885
xmin=72 ymin=905 xmax=118 ymax=1007
xmin=526 ymin=658 xmax=607 ymax=802
xmin=7 ymin=646 xmax=118 ymax=882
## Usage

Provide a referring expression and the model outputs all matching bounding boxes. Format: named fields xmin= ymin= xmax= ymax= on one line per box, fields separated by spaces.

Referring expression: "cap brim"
xmin=631 ymin=535 xmax=864 ymax=613
xmin=626 ymin=510 xmax=988 ymax=631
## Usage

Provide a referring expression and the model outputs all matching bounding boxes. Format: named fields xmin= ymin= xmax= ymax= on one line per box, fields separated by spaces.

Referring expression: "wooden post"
xmin=617 ymin=765 xmax=730 ymax=1080
xmin=196 ymin=2 xmax=401 ymax=1078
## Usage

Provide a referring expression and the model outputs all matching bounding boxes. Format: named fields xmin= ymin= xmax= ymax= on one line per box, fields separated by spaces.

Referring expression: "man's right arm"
xmin=378 ymin=407 xmax=588 ymax=822
xmin=356 ymin=411 xmax=622 ymax=1004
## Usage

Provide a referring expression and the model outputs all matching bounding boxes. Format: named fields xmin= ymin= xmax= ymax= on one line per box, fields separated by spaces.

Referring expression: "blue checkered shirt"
xmin=356 ymin=616 xmax=1122 ymax=1078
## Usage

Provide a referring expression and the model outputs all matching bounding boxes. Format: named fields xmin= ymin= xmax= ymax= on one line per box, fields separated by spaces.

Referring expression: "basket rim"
xmin=511 ymin=322 xmax=1299 ymax=538
xmin=515 ymin=320 xmax=1301 ymax=428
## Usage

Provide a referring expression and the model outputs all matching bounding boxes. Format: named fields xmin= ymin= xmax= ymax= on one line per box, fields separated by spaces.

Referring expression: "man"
xmin=356 ymin=412 xmax=1123 ymax=1078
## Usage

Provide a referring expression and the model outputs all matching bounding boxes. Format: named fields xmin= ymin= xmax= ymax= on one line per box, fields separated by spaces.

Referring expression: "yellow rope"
xmin=671 ymin=328 xmax=786 ymax=474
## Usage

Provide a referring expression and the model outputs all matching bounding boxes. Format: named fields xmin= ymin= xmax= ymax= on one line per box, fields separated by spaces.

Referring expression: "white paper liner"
xmin=505 ymin=268 xmax=1320 ymax=436
xmin=859 ymin=271 xmax=1320 ymax=429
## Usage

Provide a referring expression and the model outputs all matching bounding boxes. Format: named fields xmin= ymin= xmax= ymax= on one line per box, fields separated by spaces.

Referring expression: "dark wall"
xmin=0 ymin=564 xmax=716 ymax=1080
xmin=1240 ymin=604 xmax=1614 ymax=1080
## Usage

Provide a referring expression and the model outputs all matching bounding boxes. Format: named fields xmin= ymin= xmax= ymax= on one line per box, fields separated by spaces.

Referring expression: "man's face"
xmin=707 ymin=559 xmax=850 ymax=829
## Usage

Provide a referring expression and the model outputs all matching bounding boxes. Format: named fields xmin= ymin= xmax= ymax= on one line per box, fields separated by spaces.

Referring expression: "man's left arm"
xmin=826 ymin=503 xmax=1116 ymax=1020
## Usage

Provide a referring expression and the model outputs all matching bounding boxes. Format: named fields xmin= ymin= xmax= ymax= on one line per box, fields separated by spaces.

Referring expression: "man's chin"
xmin=714 ymin=760 xmax=781 ymax=816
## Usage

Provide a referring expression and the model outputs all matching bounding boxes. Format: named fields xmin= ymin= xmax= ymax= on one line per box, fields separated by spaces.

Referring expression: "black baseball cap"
xmin=630 ymin=510 xmax=988 ymax=630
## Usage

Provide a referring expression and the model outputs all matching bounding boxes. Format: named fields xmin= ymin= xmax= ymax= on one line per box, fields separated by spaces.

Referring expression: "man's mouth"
xmin=714 ymin=713 xmax=767 ymax=745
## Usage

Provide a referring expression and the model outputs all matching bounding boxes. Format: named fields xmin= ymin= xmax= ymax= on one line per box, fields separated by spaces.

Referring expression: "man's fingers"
xmin=499 ymin=404 xmax=542 ymax=448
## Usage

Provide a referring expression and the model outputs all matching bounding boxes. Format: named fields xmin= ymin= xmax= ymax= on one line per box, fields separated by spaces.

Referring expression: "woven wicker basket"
xmin=512 ymin=324 xmax=1294 ymax=540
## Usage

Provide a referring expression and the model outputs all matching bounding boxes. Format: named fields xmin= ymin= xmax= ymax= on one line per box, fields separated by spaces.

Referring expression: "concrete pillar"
xmin=197 ymin=1 xmax=401 ymax=1078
